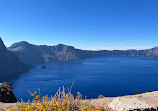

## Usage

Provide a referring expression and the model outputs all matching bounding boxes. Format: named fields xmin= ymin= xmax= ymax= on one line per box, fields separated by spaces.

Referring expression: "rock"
xmin=0 ymin=37 xmax=32 ymax=80
xmin=86 ymin=91 xmax=158 ymax=111
xmin=108 ymin=98 xmax=153 ymax=111
xmin=0 ymin=82 xmax=17 ymax=103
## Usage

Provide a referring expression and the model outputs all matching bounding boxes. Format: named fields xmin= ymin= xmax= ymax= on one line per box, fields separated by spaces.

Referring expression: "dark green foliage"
xmin=134 ymin=89 xmax=137 ymax=95
xmin=1 ymin=88 xmax=5 ymax=92
xmin=4 ymin=81 xmax=12 ymax=86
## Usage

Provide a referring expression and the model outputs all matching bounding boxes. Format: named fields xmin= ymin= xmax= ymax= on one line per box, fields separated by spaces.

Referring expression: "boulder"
xmin=108 ymin=98 xmax=153 ymax=111
xmin=0 ymin=82 xmax=17 ymax=103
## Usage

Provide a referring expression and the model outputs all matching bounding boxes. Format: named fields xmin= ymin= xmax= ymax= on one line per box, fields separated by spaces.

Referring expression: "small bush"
xmin=0 ymin=88 xmax=6 ymax=92
xmin=7 ymin=87 xmax=111 ymax=111
xmin=134 ymin=89 xmax=137 ymax=95
xmin=98 ymin=94 xmax=104 ymax=99
xmin=4 ymin=82 xmax=12 ymax=86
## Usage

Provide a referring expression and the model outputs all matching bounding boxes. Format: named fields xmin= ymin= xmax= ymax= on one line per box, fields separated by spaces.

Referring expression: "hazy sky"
xmin=0 ymin=0 xmax=158 ymax=50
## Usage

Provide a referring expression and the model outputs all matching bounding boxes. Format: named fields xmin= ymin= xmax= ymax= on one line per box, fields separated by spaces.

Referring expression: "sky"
xmin=0 ymin=0 xmax=158 ymax=50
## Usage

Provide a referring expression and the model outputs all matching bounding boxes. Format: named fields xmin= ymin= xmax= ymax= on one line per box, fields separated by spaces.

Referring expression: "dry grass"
xmin=3 ymin=83 xmax=111 ymax=111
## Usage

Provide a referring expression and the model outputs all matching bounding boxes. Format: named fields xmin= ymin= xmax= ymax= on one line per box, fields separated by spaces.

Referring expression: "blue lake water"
xmin=9 ymin=56 xmax=158 ymax=101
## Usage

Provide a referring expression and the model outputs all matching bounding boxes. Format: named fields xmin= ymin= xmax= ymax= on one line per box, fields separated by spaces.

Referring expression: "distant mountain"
xmin=143 ymin=46 xmax=158 ymax=58
xmin=8 ymin=41 xmax=45 ymax=64
xmin=0 ymin=38 xmax=31 ymax=80
xmin=8 ymin=41 xmax=158 ymax=64
xmin=8 ymin=42 xmax=83 ymax=64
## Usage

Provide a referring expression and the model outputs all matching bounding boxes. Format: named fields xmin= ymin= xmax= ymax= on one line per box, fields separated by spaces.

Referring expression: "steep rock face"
xmin=0 ymin=82 xmax=17 ymax=103
xmin=0 ymin=38 xmax=31 ymax=80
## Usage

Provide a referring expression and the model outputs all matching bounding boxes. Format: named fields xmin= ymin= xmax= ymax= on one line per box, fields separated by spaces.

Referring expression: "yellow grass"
xmin=4 ymin=84 xmax=111 ymax=111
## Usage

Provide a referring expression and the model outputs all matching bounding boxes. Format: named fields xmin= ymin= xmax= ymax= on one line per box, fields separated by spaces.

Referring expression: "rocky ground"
xmin=0 ymin=103 xmax=18 ymax=110
xmin=88 ymin=91 xmax=158 ymax=111
xmin=1 ymin=91 xmax=158 ymax=111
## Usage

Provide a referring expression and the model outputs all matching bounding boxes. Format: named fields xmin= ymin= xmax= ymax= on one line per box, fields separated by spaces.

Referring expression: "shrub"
xmin=134 ymin=89 xmax=137 ymax=95
xmin=6 ymin=87 xmax=111 ymax=111
xmin=4 ymin=82 xmax=12 ymax=86
xmin=98 ymin=94 xmax=104 ymax=99
xmin=0 ymin=88 xmax=6 ymax=92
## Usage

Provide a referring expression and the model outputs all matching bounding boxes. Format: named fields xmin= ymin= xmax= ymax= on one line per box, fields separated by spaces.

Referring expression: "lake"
xmin=9 ymin=56 xmax=158 ymax=101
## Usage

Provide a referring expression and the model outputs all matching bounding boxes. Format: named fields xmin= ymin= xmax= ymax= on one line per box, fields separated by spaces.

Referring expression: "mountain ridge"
xmin=0 ymin=38 xmax=32 ymax=81
xmin=8 ymin=41 xmax=158 ymax=64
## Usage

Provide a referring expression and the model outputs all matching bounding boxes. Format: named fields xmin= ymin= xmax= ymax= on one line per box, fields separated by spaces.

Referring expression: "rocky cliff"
xmin=143 ymin=46 xmax=158 ymax=58
xmin=8 ymin=41 xmax=158 ymax=64
xmin=8 ymin=42 xmax=90 ymax=64
xmin=0 ymin=82 xmax=17 ymax=103
xmin=0 ymin=38 xmax=31 ymax=80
